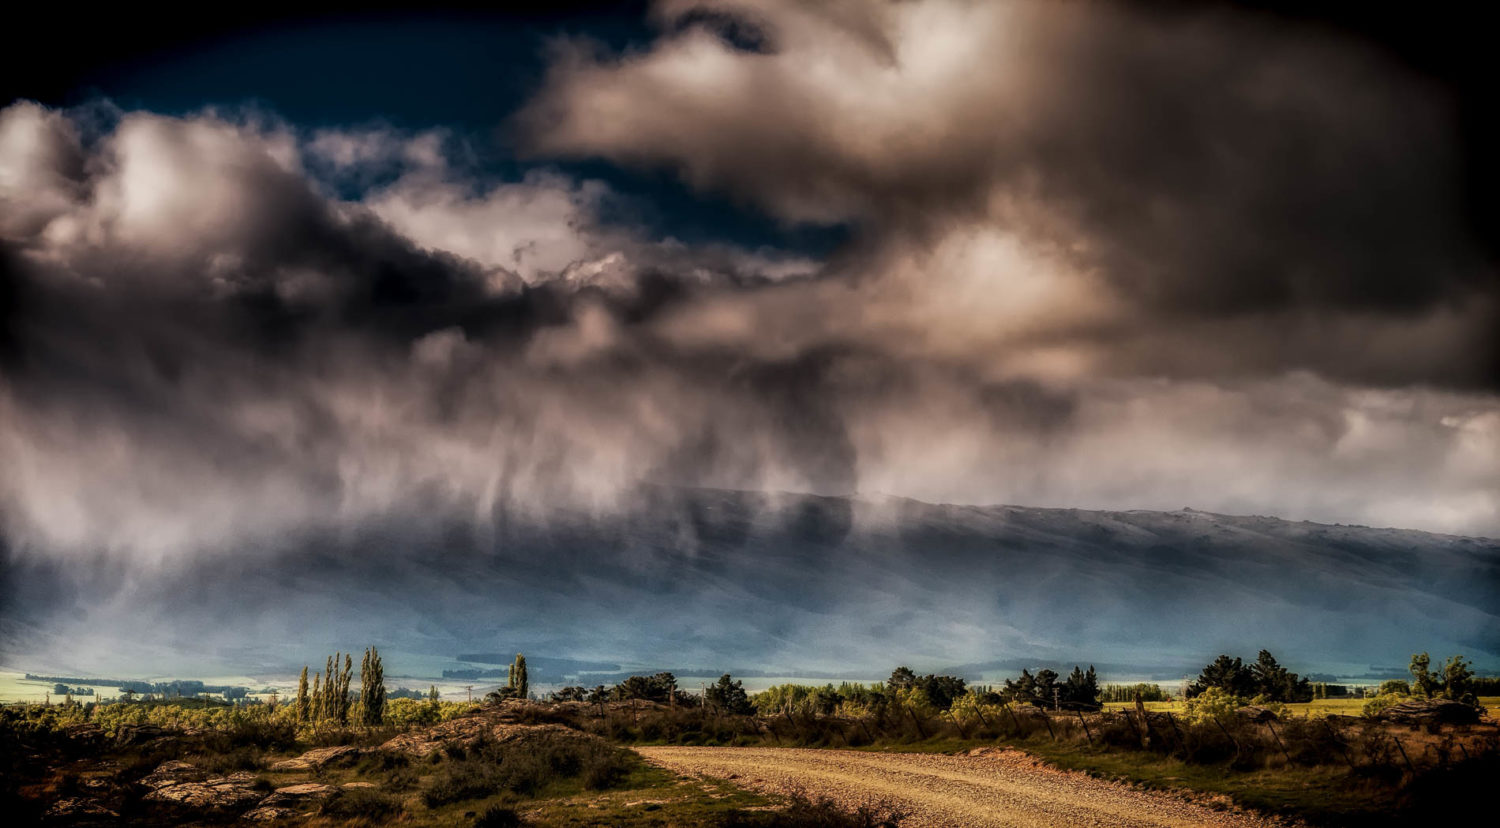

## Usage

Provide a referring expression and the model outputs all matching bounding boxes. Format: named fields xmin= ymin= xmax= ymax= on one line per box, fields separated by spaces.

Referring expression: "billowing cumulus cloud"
xmin=520 ymin=0 xmax=1496 ymax=389
xmin=0 ymin=1 xmax=1497 ymax=672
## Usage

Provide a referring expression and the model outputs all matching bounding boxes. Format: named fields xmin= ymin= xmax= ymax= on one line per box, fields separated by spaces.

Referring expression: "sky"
xmin=0 ymin=1 xmax=1496 ymax=672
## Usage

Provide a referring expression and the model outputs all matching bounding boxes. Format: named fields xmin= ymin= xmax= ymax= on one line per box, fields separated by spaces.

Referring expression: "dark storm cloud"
xmin=0 ymin=0 xmax=1497 ymax=580
xmin=519 ymin=0 xmax=1497 ymax=388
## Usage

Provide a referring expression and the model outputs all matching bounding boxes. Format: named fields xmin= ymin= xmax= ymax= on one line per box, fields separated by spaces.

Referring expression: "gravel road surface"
xmin=636 ymin=746 xmax=1291 ymax=828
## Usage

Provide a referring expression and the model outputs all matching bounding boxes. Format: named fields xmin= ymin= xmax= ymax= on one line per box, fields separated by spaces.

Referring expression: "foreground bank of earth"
xmin=13 ymin=708 xmax=787 ymax=826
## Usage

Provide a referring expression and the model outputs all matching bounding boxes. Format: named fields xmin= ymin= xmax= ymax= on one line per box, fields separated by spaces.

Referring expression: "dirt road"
xmin=636 ymin=746 xmax=1289 ymax=828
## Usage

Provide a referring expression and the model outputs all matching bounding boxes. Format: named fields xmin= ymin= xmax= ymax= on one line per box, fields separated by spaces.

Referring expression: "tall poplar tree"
xmin=312 ymin=672 xmax=323 ymax=722
xmin=361 ymin=647 xmax=386 ymax=726
xmin=323 ymin=655 xmax=336 ymax=720
xmin=337 ymin=653 xmax=353 ymax=725
xmin=296 ymin=666 xmax=310 ymax=723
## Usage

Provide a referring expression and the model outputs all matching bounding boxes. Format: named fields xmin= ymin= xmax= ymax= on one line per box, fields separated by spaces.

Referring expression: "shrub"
xmin=319 ymin=786 xmax=403 ymax=820
xmin=475 ymin=804 xmax=524 ymax=827
xmin=1363 ymin=692 xmax=1407 ymax=718
xmin=1180 ymin=687 xmax=1246 ymax=726
xmin=424 ymin=759 xmax=508 ymax=806
xmin=1376 ymin=679 xmax=1411 ymax=696
xmin=423 ymin=731 xmax=633 ymax=805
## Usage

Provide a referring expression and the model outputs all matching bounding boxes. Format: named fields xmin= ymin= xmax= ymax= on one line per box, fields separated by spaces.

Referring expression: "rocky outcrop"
xmin=138 ymin=760 xmax=206 ymax=790
xmin=114 ymin=724 xmax=168 ymax=747
xmin=268 ymin=744 xmax=361 ymax=770
xmin=241 ymin=806 xmax=299 ymax=822
xmin=377 ymin=715 xmax=584 ymax=758
xmin=255 ymin=782 xmax=337 ymax=809
xmin=138 ymin=763 xmax=265 ymax=812
xmin=1235 ymin=705 xmax=1280 ymax=723
xmin=44 ymin=797 xmax=119 ymax=823
xmin=1375 ymin=698 xmax=1482 ymax=725
xmin=143 ymin=776 xmax=265 ymax=811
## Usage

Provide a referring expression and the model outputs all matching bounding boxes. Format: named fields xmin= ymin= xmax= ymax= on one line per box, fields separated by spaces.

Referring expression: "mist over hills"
xmin=2 ymin=487 xmax=1496 ymax=678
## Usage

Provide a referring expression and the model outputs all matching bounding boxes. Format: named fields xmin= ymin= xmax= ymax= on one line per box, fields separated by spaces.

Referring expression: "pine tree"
xmin=296 ymin=666 xmax=310 ymax=723
xmin=428 ymin=685 xmax=439 ymax=703
xmin=514 ymin=653 xmax=528 ymax=699
xmin=361 ymin=647 xmax=386 ymax=726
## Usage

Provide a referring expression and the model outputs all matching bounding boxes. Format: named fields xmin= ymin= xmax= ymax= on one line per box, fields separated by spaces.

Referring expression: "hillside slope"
xmin=3 ymin=488 xmax=1496 ymax=676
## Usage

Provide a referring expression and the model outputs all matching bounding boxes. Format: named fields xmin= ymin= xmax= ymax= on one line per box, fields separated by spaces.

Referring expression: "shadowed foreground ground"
xmin=636 ymin=745 xmax=1290 ymax=828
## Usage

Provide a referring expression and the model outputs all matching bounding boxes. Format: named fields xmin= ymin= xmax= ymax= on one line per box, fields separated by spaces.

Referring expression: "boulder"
xmin=1376 ymin=698 xmax=1482 ymax=725
xmin=45 ymin=797 xmax=119 ymax=822
xmin=378 ymin=716 xmax=586 ymax=758
xmin=62 ymin=723 xmax=106 ymax=745
xmin=114 ymin=724 xmax=167 ymax=747
xmin=268 ymin=745 xmax=361 ymax=771
xmin=139 ymin=760 xmax=206 ymax=790
xmin=1235 ymin=705 xmax=1280 ymax=723
xmin=144 ymin=777 xmax=264 ymax=811
xmin=377 ymin=716 xmax=493 ymax=757
xmin=256 ymin=782 xmax=337 ymax=809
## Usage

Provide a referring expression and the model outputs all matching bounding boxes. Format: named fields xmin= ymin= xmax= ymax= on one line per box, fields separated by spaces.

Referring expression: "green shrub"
xmin=1180 ymin=687 xmax=1246 ymax=725
xmin=319 ymin=786 xmax=403 ymax=820
xmin=1363 ymin=692 xmax=1407 ymax=718
xmin=423 ymin=732 xmax=633 ymax=805
xmin=424 ymin=759 xmax=508 ymax=806
xmin=1376 ymin=679 xmax=1411 ymax=696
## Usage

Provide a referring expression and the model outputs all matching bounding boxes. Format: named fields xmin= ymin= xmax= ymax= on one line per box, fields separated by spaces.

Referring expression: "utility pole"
xmin=466 ymin=685 xmax=473 ymax=703
xmin=1053 ymin=686 xmax=1060 ymax=712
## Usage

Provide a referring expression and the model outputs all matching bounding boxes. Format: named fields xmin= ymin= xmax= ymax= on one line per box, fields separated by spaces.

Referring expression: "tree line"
xmin=1186 ymin=650 xmax=1312 ymax=703
xmin=294 ymin=646 xmax=386 ymax=726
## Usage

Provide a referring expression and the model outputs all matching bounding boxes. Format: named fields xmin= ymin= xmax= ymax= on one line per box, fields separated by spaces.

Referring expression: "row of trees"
xmin=998 ymin=666 xmax=1101 ymax=710
xmin=1099 ymin=683 xmax=1170 ymax=703
xmin=294 ymin=647 xmax=385 ymax=726
xmin=502 ymin=651 xmax=1487 ymax=717
xmin=1187 ymin=650 xmax=1312 ymax=703
xmin=549 ymin=671 xmax=699 ymax=707
xmin=545 ymin=665 xmax=1107 ymax=715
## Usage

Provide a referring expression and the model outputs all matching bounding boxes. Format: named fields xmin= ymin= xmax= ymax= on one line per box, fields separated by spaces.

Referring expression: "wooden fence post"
xmin=1210 ymin=714 xmax=1240 ymax=759
xmin=1165 ymin=712 xmax=1184 ymax=746
xmin=1392 ymin=735 xmax=1417 ymax=774
xmin=1320 ymin=719 xmax=1355 ymax=768
xmin=908 ymin=706 xmax=928 ymax=739
xmin=1264 ymin=720 xmax=1290 ymax=762
xmin=1076 ymin=710 xmax=1093 ymax=746
xmin=946 ymin=710 xmax=968 ymax=739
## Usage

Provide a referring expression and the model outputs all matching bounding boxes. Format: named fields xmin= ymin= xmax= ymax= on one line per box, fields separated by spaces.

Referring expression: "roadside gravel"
xmin=636 ymin=746 xmax=1294 ymax=828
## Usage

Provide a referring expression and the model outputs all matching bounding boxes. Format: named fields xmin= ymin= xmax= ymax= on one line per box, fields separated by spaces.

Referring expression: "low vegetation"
xmin=4 ymin=646 xmax=1492 ymax=826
